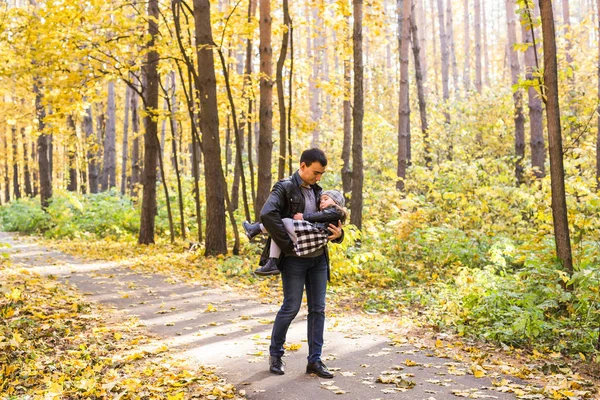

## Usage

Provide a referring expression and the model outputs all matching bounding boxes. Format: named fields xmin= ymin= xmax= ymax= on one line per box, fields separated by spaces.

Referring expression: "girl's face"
xmin=319 ymin=194 xmax=336 ymax=210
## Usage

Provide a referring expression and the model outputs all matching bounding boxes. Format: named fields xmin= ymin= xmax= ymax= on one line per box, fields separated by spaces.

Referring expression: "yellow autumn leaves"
xmin=0 ymin=268 xmax=241 ymax=399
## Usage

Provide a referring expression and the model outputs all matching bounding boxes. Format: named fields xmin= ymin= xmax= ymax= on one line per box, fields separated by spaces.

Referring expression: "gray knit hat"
xmin=321 ymin=189 xmax=345 ymax=208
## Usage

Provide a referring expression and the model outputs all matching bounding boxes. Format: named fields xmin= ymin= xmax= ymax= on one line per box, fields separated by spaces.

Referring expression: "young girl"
xmin=244 ymin=189 xmax=348 ymax=276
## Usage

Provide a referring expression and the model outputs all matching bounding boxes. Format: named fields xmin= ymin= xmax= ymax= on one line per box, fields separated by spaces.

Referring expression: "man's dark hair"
xmin=300 ymin=148 xmax=327 ymax=167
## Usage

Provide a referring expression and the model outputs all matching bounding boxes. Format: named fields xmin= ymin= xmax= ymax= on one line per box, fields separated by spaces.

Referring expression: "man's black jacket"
xmin=259 ymin=171 xmax=344 ymax=273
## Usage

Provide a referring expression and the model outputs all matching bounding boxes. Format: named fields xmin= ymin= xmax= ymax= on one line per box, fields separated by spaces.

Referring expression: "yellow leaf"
xmin=471 ymin=364 xmax=486 ymax=378
xmin=579 ymin=352 xmax=585 ymax=361
xmin=8 ymin=288 xmax=21 ymax=301
xmin=435 ymin=339 xmax=443 ymax=348
xmin=284 ymin=343 xmax=302 ymax=351
xmin=168 ymin=393 xmax=184 ymax=400
xmin=114 ymin=332 xmax=122 ymax=340
xmin=12 ymin=331 xmax=24 ymax=345
xmin=205 ymin=303 xmax=217 ymax=312
xmin=405 ymin=359 xmax=417 ymax=366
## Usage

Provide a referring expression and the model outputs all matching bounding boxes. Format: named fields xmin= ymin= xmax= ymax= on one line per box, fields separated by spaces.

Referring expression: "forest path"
xmin=1 ymin=231 xmax=522 ymax=400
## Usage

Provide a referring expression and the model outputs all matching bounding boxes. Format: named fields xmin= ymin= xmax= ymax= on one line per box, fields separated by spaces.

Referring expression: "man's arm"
xmin=260 ymin=182 xmax=296 ymax=255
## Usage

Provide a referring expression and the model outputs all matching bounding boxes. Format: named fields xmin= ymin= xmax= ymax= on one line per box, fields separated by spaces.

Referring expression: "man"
xmin=257 ymin=148 xmax=343 ymax=379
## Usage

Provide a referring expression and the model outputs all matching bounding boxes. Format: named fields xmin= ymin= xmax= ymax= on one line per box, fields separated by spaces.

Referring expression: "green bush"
xmin=0 ymin=190 xmax=139 ymax=239
xmin=0 ymin=197 xmax=51 ymax=233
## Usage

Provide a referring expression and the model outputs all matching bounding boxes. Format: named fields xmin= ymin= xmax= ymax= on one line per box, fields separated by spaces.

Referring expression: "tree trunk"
xmin=32 ymin=141 xmax=38 ymax=197
xmin=597 ymin=0 xmax=600 ymax=190
xmin=12 ymin=126 xmax=21 ymax=199
xmin=138 ymin=0 xmax=160 ymax=245
xmin=287 ymin=22 xmax=294 ymax=176
xmin=506 ymin=0 xmax=525 ymax=184
xmin=35 ymin=80 xmax=52 ymax=209
xmin=121 ymin=84 xmax=131 ymax=195
xmin=22 ymin=127 xmax=32 ymax=196
xmin=417 ymin=0 xmax=427 ymax=83
xmin=482 ymin=0 xmax=490 ymax=86
xmin=351 ymin=0 xmax=364 ymax=230
xmin=463 ymin=0 xmax=470 ymax=91
xmin=83 ymin=105 xmax=98 ymax=194
xmin=194 ymin=0 xmax=228 ymax=255
xmin=217 ymin=47 xmax=252 ymax=224
xmin=431 ymin=0 xmax=440 ymax=96
xmin=562 ymin=0 xmax=573 ymax=67
xmin=66 ymin=115 xmax=78 ymax=192
xmin=446 ymin=0 xmax=459 ymax=93
xmin=242 ymin=0 xmax=257 ymax=213
xmin=474 ymin=0 xmax=482 ymax=93
xmin=397 ymin=0 xmax=411 ymax=192
xmin=309 ymin=3 xmax=322 ymax=148
xmin=255 ymin=0 xmax=273 ymax=221
xmin=102 ymin=81 xmax=117 ymax=191
xmin=3 ymin=131 xmax=9 ymax=203
xmin=164 ymin=71 xmax=186 ymax=240
xmin=521 ymin=2 xmax=545 ymax=178
xmin=437 ymin=0 xmax=449 ymax=101
xmin=276 ymin=0 xmax=290 ymax=181
xmin=130 ymin=83 xmax=141 ymax=197
xmin=341 ymin=6 xmax=352 ymax=200
xmin=538 ymin=0 xmax=573 ymax=281
xmin=411 ymin=0 xmax=431 ymax=169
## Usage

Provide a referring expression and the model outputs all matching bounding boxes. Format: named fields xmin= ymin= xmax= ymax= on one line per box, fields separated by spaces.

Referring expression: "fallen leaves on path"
xmin=0 ymin=265 xmax=242 ymax=399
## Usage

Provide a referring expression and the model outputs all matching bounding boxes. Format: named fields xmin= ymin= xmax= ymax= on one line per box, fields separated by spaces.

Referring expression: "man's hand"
xmin=293 ymin=213 xmax=304 ymax=220
xmin=327 ymin=220 xmax=342 ymax=241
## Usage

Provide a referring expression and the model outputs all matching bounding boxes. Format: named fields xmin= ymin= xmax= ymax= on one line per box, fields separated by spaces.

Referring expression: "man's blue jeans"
xmin=269 ymin=253 xmax=328 ymax=363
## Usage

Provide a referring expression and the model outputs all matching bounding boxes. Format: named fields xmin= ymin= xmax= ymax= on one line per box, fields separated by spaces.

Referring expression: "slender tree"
xmin=397 ymin=0 xmax=411 ymax=191
xmin=101 ymin=81 xmax=117 ymax=191
xmin=341 ymin=2 xmax=352 ymax=199
xmin=446 ymin=0 xmax=458 ymax=92
xmin=12 ymin=126 xmax=21 ymax=199
xmin=83 ymin=105 xmax=98 ymax=194
xmin=506 ymin=0 xmax=525 ymax=184
xmin=66 ymin=115 xmax=78 ymax=192
xmin=474 ymin=0 xmax=482 ymax=93
xmin=411 ymin=0 xmax=431 ymax=169
xmin=241 ymin=0 xmax=257 ymax=210
xmin=121 ymin=85 xmax=131 ymax=195
xmin=597 ymin=0 xmax=600 ymax=190
xmin=351 ymin=0 xmax=364 ymax=229
xmin=562 ymin=0 xmax=573 ymax=69
xmin=3 ymin=131 xmax=10 ymax=203
xmin=276 ymin=0 xmax=291 ymax=180
xmin=138 ymin=0 xmax=160 ymax=245
xmin=194 ymin=0 xmax=228 ymax=255
xmin=463 ymin=0 xmax=470 ymax=91
xmin=482 ymin=0 xmax=490 ymax=85
xmin=521 ymin=1 xmax=545 ymax=178
xmin=130 ymin=81 xmax=141 ymax=196
xmin=538 ymin=0 xmax=573 ymax=280
xmin=35 ymin=79 xmax=52 ymax=209
xmin=437 ymin=0 xmax=449 ymax=101
xmin=22 ymin=127 xmax=32 ymax=196
xmin=255 ymin=0 xmax=273 ymax=220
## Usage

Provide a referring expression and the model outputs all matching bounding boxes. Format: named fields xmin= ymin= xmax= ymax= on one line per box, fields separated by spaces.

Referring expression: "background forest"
xmin=0 ymin=0 xmax=599 ymax=362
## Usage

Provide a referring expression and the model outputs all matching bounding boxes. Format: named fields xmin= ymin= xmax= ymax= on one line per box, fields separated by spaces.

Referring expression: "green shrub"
xmin=0 ymin=197 xmax=51 ymax=233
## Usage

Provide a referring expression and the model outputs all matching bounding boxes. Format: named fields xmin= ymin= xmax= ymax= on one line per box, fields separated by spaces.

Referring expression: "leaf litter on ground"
xmin=0 ymin=263 xmax=243 ymax=399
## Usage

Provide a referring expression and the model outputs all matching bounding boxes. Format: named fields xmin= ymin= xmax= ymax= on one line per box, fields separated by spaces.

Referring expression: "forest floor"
xmin=1 ymin=231 xmax=598 ymax=399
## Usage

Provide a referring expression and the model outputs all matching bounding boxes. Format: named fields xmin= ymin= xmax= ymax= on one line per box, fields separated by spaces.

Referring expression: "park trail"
xmin=1 ymin=231 xmax=525 ymax=400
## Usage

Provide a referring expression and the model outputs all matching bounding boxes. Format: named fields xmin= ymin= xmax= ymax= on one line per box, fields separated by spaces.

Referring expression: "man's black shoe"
xmin=243 ymin=221 xmax=262 ymax=240
xmin=269 ymin=356 xmax=285 ymax=375
xmin=254 ymin=258 xmax=280 ymax=276
xmin=306 ymin=360 xmax=334 ymax=379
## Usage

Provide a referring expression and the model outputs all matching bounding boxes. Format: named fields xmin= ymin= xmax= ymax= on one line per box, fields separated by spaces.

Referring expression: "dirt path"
xmin=2 ymin=232 xmax=524 ymax=399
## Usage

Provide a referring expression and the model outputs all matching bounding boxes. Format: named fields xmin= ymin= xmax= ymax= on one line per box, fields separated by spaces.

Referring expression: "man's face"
xmin=299 ymin=161 xmax=325 ymax=185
